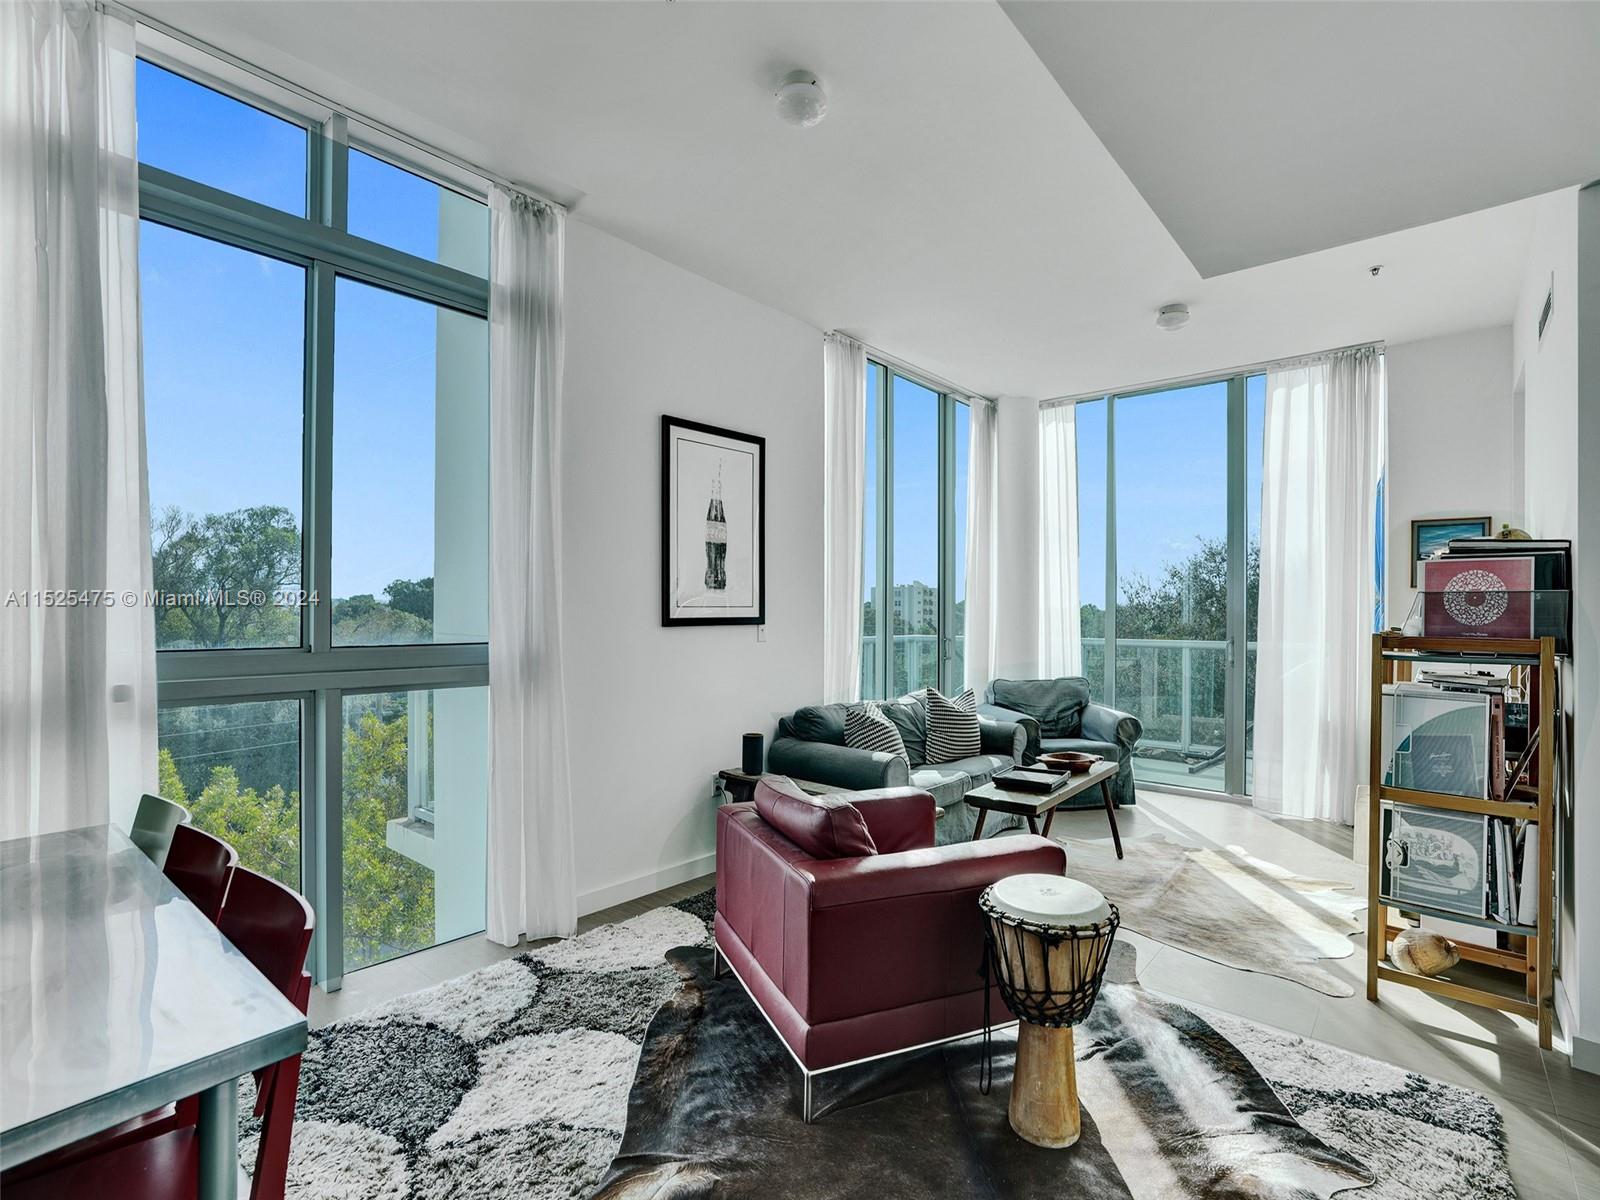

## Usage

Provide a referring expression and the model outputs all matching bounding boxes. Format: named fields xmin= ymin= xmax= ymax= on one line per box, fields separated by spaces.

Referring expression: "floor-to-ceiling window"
xmin=1070 ymin=374 xmax=1264 ymax=795
xmin=860 ymin=362 xmax=970 ymax=699
xmin=138 ymin=49 xmax=489 ymax=986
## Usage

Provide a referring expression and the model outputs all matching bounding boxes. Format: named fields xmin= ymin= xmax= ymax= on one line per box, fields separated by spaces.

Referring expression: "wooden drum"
xmin=980 ymin=874 xmax=1119 ymax=1149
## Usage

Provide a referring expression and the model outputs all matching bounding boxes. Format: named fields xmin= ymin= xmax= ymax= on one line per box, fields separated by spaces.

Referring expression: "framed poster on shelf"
xmin=1380 ymin=802 xmax=1489 ymax=920
xmin=1381 ymin=684 xmax=1491 ymax=799
xmin=1420 ymin=555 xmax=1535 ymax=639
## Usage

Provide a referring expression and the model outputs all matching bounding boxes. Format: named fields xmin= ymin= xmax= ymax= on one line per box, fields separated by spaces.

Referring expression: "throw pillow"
xmin=923 ymin=687 xmax=981 ymax=764
xmin=753 ymin=777 xmax=878 ymax=859
xmin=844 ymin=701 xmax=910 ymax=764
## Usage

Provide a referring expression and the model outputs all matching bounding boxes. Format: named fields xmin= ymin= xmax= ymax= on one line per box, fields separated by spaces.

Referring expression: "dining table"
xmin=0 ymin=824 xmax=308 ymax=1199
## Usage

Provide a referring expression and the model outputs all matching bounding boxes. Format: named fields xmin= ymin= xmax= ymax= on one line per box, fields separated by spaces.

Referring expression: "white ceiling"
xmin=137 ymin=1 xmax=1565 ymax=399
xmin=1001 ymin=1 xmax=1600 ymax=278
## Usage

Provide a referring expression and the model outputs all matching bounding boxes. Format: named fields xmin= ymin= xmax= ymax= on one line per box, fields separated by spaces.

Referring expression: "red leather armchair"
xmin=714 ymin=782 xmax=1067 ymax=1119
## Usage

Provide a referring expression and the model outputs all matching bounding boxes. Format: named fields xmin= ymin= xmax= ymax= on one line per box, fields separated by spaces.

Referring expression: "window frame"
xmin=1070 ymin=374 xmax=1254 ymax=797
xmin=862 ymin=359 xmax=969 ymax=700
xmin=139 ymin=45 xmax=490 ymax=990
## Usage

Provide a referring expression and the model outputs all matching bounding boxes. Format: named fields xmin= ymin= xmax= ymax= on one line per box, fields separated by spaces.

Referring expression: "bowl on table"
xmin=1039 ymin=751 xmax=1102 ymax=775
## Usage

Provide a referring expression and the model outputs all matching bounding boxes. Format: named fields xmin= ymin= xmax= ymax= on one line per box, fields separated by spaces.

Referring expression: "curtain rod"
xmin=834 ymin=334 xmax=994 ymax=405
xmin=103 ymin=0 xmax=566 ymax=212
xmin=1039 ymin=339 xmax=1385 ymax=409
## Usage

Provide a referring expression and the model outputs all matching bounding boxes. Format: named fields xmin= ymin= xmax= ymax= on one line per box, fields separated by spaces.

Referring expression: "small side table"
xmin=716 ymin=770 xmax=850 ymax=804
xmin=715 ymin=770 xmax=944 ymax=824
xmin=716 ymin=768 xmax=764 ymax=805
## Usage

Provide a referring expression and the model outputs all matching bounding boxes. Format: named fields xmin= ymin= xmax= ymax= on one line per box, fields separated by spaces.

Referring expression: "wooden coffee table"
xmin=964 ymin=759 xmax=1123 ymax=858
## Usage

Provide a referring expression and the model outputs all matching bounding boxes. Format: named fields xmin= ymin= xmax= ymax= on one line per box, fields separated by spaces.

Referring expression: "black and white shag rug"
xmin=251 ymin=889 xmax=1516 ymax=1200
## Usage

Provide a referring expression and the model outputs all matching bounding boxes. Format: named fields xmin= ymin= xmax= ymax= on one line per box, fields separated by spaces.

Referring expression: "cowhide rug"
xmin=595 ymin=944 xmax=1377 ymax=1200
xmin=1058 ymin=834 xmax=1365 ymax=996
xmin=254 ymin=889 xmax=1515 ymax=1200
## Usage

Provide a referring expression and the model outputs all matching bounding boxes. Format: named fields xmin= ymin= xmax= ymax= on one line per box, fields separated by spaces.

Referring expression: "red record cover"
xmin=1421 ymin=556 xmax=1535 ymax=638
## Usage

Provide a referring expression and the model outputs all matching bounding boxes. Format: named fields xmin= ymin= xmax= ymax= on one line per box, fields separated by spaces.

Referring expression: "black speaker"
xmin=742 ymin=732 xmax=765 ymax=775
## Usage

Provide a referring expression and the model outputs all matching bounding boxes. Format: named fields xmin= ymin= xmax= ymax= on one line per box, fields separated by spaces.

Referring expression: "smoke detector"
xmin=1155 ymin=303 xmax=1190 ymax=332
xmin=775 ymin=70 xmax=828 ymax=128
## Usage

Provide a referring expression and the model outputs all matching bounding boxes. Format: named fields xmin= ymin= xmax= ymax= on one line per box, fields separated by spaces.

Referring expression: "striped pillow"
xmin=924 ymin=687 xmax=980 ymax=764
xmin=844 ymin=701 xmax=909 ymax=764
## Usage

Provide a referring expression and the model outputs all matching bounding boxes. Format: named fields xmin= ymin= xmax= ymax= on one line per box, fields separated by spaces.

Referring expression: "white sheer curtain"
xmin=821 ymin=332 xmax=866 ymax=703
xmin=2 ymin=1 xmax=155 ymax=840
xmin=486 ymin=189 xmax=576 ymax=943
xmin=1253 ymin=347 xmax=1386 ymax=824
xmin=963 ymin=397 xmax=998 ymax=691
xmin=1038 ymin=402 xmax=1082 ymax=677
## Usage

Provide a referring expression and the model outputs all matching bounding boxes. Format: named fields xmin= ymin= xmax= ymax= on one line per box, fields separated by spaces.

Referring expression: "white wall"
xmin=993 ymin=396 xmax=1041 ymax=680
xmin=562 ymin=219 xmax=824 ymax=914
xmin=1383 ymin=326 xmax=1519 ymax=621
xmin=1510 ymin=184 xmax=1597 ymax=1072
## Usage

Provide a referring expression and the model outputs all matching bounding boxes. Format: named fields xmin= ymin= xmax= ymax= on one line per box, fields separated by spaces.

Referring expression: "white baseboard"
xmin=577 ymin=851 xmax=716 ymax=917
xmin=1571 ymin=1033 xmax=1600 ymax=1075
xmin=1553 ymin=978 xmax=1600 ymax=1074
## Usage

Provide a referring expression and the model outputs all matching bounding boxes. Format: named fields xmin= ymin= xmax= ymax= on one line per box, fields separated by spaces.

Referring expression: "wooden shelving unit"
xmin=1366 ymin=633 xmax=1558 ymax=1049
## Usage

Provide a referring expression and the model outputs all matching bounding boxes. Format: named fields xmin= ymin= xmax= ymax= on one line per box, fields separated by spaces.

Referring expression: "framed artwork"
xmin=1380 ymin=802 xmax=1489 ymax=920
xmin=1410 ymin=516 xmax=1491 ymax=586
xmin=1381 ymin=683 xmax=1491 ymax=799
xmin=1421 ymin=555 xmax=1535 ymax=639
xmin=661 ymin=415 xmax=765 ymax=626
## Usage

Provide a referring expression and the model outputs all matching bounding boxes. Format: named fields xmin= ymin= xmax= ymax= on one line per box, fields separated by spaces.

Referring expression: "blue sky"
xmin=863 ymin=372 xmax=968 ymax=607
xmin=137 ymin=60 xmax=486 ymax=600
xmin=1077 ymin=377 xmax=1265 ymax=606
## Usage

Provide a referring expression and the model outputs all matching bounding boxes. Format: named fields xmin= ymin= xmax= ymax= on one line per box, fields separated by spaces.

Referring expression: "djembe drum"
xmin=980 ymin=874 xmax=1120 ymax=1149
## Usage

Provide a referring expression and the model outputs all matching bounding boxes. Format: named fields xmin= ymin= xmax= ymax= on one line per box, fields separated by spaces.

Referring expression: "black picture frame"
xmin=661 ymin=415 xmax=766 ymax=627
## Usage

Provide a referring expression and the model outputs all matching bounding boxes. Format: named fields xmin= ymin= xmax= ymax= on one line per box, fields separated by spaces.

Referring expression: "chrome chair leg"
xmin=712 ymin=944 xmax=728 ymax=979
xmin=802 ymin=1072 xmax=814 ymax=1123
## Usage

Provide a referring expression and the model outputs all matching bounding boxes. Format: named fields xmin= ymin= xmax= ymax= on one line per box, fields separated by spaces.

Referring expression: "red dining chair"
xmin=164 ymin=823 xmax=239 ymax=924
xmin=218 ymin=868 xmax=316 ymax=1200
xmin=3 ymin=869 xmax=315 ymax=1200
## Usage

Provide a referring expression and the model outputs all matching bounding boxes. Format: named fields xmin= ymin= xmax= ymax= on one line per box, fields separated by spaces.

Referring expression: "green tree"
xmin=341 ymin=707 xmax=435 ymax=968
xmin=385 ymin=577 xmax=433 ymax=622
xmin=332 ymin=596 xmax=432 ymax=645
xmin=151 ymin=505 xmax=299 ymax=648
xmin=1116 ymin=536 xmax=1259 ymax=642
xmin=188 ymin=764 xmax=300 ymax=889
xmin=1077 ymin=537 xmax=1261 ymax=748
xmin=157 ymin=746 xmax=187 ymax=806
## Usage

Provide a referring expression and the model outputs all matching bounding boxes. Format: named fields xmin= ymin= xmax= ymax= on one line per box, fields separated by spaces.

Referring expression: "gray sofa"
xmin=766 ymin=697 xmax=1029 ymax=845
xmin=977 ymin=678 xmax=1142 ymax=810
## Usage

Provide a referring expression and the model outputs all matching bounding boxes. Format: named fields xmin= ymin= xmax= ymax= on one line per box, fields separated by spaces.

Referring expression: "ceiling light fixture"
xmin=1155 ymin=303 xmax=1190 ymax=332
xmin=775 ymin=70 xmax=828 ymax=128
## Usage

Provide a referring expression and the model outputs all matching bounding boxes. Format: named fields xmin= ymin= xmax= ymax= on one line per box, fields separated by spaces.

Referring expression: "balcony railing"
xmin=856 ymin=634 xmax=1250 ymax=764
xmin=1082 ymin=636 xmax=1255 ymax=757
xmin=859 ymin=634 xmax=963 ymax=699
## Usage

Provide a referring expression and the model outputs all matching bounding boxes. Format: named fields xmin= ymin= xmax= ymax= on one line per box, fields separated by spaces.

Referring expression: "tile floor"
xmin=309 ymin=790 xmax=1599 ymax=1199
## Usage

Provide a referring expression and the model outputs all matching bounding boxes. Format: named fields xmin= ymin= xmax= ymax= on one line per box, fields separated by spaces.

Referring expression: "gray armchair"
xmin=767 ymin=697 xmax=1029 ymax=845
xmin=977 ymin=678 xmax=1142 ymax=809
